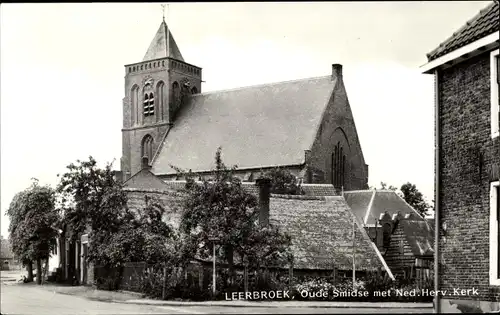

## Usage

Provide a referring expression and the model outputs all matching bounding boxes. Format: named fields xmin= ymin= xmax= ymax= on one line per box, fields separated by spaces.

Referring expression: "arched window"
xmin=157 ymin=81 xmax=165 ymax=118
xmin=141 ymin=135 xmax=154 ymax=164
xmin=191 ymin=86 xmax=198 ymax=94
xmin=148 ymin=92 xmax=154 ymax=115
xmin=131 ymin=85 xmax=139 ymax=125
xmin=332 ymin=142 xmax=345 ymax=189
xmin=143 ymin=93 xmax=155 ymax=117
xmin=143 ymin=94 xmax=149 ymax=115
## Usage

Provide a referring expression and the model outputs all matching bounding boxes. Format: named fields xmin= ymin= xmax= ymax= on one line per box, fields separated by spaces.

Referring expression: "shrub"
xmin=364 ymin=272 xmax=394 ymax=301
xmin=94 ymin=266 xmax=122 ymax=291
xmin=136 ymin=266 xmax=210 ymax=301
xmin=263 ymin=168 xmax=304 ymax=195
xmin=294 ymin=278 xmax=335 ymax=300
xmin=137 ymin=268 xmax=164 ymax=299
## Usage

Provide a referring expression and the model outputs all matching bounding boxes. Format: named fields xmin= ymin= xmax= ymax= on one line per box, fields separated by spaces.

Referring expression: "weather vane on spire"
xmin=161 ymin=4 xmax=166 ymax=22
xmin=161 ymin=3 xmax=170 ymax=23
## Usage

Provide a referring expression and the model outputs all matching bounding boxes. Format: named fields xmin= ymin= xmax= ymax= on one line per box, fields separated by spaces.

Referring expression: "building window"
xmin=52 ymin=239 xmax=58 ymax=255
xmin=332 ymin=142 xmax=346 ymax=189
xmin=141 ymin=135 xmax=154 ymax=163
xmin=131 ymin=85 xmax=139 ymax=125
xmin=156 ymin=81 xmax=165 ymax=118
xmin=491 ymin=49 xmax=500 ymax=139
xmin=490 ymin=181 xmax=500 ymax=285
xmin=143 ymin=93 xmax=155 ymax=117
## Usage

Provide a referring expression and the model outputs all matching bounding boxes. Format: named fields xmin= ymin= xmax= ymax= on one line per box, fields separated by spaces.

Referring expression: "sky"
xmin=0 ymin=1 xmax=492 ymax=237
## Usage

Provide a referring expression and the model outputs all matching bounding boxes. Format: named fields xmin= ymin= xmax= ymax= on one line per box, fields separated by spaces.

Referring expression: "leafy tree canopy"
xmin=56 ymin=157 xmax=178 ymax=268
xmin=371 ymin=181 xmax=398 ymax=191
xmin=400 ymin=182 xmax=433 ymax=218
xmin=175 ymin=147 xmax=293 ymax=276
xmin=262 ymin=167 xmax=304 ymax=195
xmin=370 ymin=181 xmax=433 ymax=218
xmin=56 ymin=156 xmax=127 ymax=240
xmin=6 ymin=179 xmax=59 ymax=265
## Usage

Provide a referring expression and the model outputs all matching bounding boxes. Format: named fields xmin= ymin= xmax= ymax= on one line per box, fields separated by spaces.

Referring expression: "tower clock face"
xmin=142 ymin=76 xmax=154 ymax=88
xmin=180 ymin=77 xmax=190 ymax=87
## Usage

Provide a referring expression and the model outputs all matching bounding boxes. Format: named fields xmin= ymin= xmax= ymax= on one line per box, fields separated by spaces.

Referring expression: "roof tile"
xmin=427 ymin=1 xmax=499 ymax=61
xmin=156 ymin=181 xmax=387 ymax=271
xmin=344 ymin=190 xmax=424 ymax=225
xmin=270 ymin=196 xmax=386 ymax=271
xmin=400 ymin=220 xmax=434 ymax=257
xmin=143 ymin=21 xmax=184 ymax=62
xmin=152 ymin=76 xmax=336 ymax=175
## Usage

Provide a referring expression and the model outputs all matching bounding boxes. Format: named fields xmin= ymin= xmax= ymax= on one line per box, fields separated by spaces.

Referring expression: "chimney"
xmin=332 ymin=64 xmax=343 ymax=80
xmin=256 ymin=178 xmax=271 ymax=227
xmin=141 ymin=156 xmax=151 ymax=170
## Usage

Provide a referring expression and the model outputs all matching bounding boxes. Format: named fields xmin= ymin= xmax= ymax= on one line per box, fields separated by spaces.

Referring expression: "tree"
xmin=400 ymin=182 xmax=432 ymax=218
xmin=56 ymin=157 xmax=178 ymax=272
xmin=0 ymin=235 xmax=14 ymax=259
xmin=6 ymin=179 xmax=59 ymax=284
xmin=373 ymin=182 xmax=398 ymax=191
xmin=263 ymin=167 xmax=304 ymax=195
xmin=56 ymin=157 xmax=126 ymax=241
xmin=88 ymin=195 xmax=176 ymax=268
xmin=176 ymin=147 xmax=293 ymax=289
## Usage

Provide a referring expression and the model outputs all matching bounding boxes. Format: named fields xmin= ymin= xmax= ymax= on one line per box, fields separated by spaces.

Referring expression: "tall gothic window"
xmin=141 ymin=135 xmax=154 ymax=163
xmin=157 ymin=81 xmax=165 ymax=118
xmin=131 ymin=85 xmax=139 ymax=125
xmin=143 ymin=92 xmax=155 ymax=117
xmin=332 ymin=142 xmax=346 ymax=188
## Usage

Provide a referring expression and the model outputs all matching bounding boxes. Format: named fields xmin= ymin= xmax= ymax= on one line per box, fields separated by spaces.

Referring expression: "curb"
xmin=115 ymin=300 xmax=434 ymax=309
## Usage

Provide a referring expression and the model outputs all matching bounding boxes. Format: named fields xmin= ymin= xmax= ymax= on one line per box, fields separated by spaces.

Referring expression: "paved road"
xmin=0 ymin=283 xmax=432 ymax=314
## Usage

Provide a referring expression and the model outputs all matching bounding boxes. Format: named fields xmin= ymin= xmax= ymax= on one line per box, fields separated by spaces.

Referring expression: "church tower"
xmin=121 ymin=18 xmax=202 ymax=181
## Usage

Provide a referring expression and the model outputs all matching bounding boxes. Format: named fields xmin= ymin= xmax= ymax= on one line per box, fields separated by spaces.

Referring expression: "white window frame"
xmin=490 ymin=181 xmax=500 ymax=285
xmin=491 ymin=49 xmax=499 ymax=139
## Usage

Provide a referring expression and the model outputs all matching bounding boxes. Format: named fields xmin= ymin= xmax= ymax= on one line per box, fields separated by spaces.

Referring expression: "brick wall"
xmin=121 ymin=124 xmax=170 ymax=182
xmin=121 ymin=57 xmax=203 ymax=182
xmin=158 ymin=165 xmax=305 ymax=184
xmin=438 ymin=52 xmax=500 ymax=302
xmin=307 ymin=69 xmax=368 ymax=190
xmin=384 ymin=222 xmax=416 ymax=279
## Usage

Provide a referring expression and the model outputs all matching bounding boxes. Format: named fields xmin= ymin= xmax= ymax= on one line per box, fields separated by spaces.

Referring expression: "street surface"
xmin=1 ymin=282 xmax=432 ymax=314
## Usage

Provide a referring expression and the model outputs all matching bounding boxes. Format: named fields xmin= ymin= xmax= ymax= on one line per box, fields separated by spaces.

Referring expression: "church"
xmin=120 ymin=19 xmax=369 ymax=191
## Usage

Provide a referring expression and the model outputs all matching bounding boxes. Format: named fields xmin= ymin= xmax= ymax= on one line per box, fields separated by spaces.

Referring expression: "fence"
xmin=95 ymin=260 xmax=368 ymax=295
xmin=93 ymin=261 xmax=432 ymax=302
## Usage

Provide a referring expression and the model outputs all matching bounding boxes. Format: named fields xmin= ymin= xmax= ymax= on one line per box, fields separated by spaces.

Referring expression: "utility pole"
xmin=209 ymin=237 xmax=219 ymax=298
xmin=213 ymin=242 xmax=216 ymax=296
xmin=352 ymin=216 xmax=356 ymax=290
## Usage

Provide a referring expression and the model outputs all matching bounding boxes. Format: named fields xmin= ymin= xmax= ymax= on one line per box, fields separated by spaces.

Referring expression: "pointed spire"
xmin=142 ymin=19 xmax=184 ymax=62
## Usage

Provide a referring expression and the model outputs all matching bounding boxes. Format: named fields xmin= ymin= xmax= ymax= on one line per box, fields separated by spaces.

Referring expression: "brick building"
xmin=344 ymin=190 xmax=433 ymax=281
xmin=421 ymin=1 xmax=499 ymax=313
xmin=380 ymin=215 xmax=434 ymax=284
xmin=120 ymin=18 xmax=369 ymax=191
